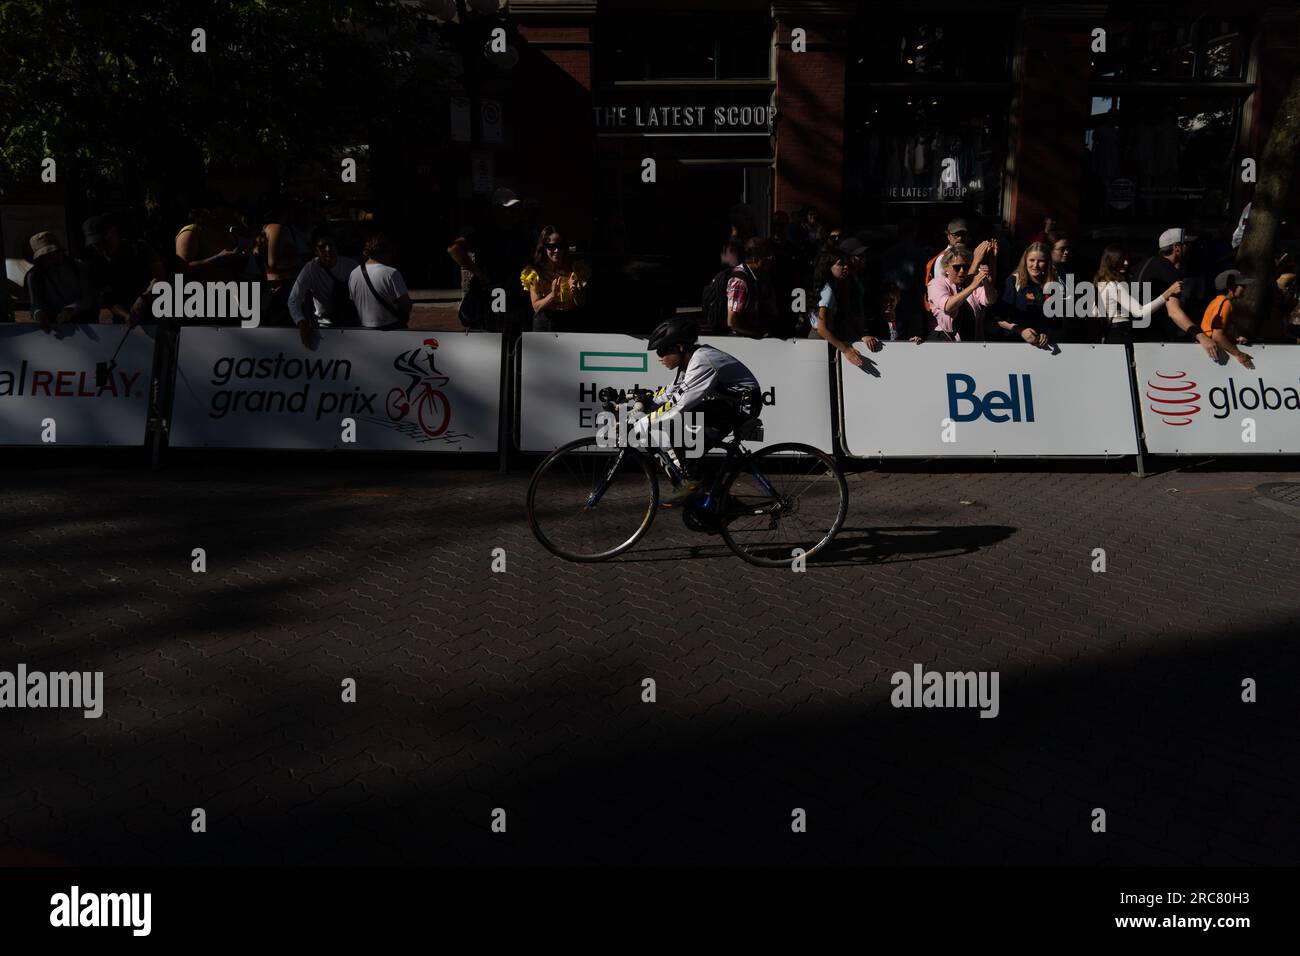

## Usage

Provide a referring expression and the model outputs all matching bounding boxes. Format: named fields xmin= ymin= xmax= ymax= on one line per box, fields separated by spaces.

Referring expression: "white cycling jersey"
xmin=642 ymin=344 xmax=759 ymax=430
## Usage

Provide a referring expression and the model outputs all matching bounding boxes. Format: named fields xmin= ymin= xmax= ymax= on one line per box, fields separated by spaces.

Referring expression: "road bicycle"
xmin=386 ymin=338 xmax=451 ymax=438
xmin=526 ymin=388 xmax=848 ymax=567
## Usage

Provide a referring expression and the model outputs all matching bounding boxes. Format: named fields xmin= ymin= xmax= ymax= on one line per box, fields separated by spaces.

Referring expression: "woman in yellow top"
xmin=520 ymin=226 xmax=591 ymax=332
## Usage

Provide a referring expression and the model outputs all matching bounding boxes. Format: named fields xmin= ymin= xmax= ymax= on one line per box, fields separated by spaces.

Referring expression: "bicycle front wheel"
xmin=526 ymin=437 xmax=659 ymax=561
xmin=718 ymin=443 xmax=848 ymax=568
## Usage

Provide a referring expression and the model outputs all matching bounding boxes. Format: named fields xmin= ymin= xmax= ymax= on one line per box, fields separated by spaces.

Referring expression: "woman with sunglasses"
xmin=520 ymin=226 xmax=591 ymax=332
xmin=925 ymin=240 xmax=998 ymax=341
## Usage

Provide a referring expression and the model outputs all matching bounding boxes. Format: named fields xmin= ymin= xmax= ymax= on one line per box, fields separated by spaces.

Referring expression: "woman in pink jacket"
xmin=925 ymin=240 xmax=999 ymax=341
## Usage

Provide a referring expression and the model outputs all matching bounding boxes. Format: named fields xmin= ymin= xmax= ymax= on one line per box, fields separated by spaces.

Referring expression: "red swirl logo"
xmin=1146 ymin=371 xmax=1201 ymax=426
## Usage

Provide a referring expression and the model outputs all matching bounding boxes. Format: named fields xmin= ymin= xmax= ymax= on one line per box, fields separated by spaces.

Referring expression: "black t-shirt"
xmin=1132 ymin=256 xmax=1201 ymax=341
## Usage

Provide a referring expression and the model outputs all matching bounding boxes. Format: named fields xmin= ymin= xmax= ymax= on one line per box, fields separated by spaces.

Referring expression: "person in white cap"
xmin=1131 ymin=227 xmax=1220 ymax=360
xmin=24 ymin=232 xmax=97 ymax=333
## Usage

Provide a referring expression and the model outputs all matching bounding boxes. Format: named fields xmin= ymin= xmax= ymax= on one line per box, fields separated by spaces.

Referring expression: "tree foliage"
xmin=0 ymin=0 xmax=459 ymax=204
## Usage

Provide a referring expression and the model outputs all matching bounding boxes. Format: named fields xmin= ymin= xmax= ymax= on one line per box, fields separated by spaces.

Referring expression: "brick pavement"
xmin=2 ymin=454 xmax=1298 ymax=865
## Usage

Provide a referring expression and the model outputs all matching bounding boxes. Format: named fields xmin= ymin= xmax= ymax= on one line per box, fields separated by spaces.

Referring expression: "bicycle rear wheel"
xmin=527 ymin=437 xmax=659 ymax=561
xmin=718 ymin=443 xmax=848 ymax=567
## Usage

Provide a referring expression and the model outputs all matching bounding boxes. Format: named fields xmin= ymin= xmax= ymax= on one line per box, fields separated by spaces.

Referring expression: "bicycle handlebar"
xmin=598 ymin=386 xmax=655 ymax=414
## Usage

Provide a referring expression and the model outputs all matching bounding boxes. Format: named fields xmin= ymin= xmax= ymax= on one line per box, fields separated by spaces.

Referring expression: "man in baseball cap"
xmin=1214 ymin=268 xmax=1254 ymax=292
xmin=1157 ymin=227 xmax=1197 ymax=250
xmin=491 ymin=187 xmax=521 ymax=208
xmin=927 ymin=218 xmax=970 ymax=282
xmin=1129 ymin=226 xmax=1220 ymax=359
xmin=82 ymin=214 xmax=114 ymax=249
xmin=919 ymin=218 xmax=973 ymax=316
xmin=837 ymin=236 xmax=868 ymax=259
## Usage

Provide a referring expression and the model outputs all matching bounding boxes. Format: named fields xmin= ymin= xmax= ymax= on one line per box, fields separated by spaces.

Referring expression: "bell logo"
xmin=946 ymin=373 xmax=1035 ymax=423
xmin=1146 ymin=371 xmax=1201 ymax=426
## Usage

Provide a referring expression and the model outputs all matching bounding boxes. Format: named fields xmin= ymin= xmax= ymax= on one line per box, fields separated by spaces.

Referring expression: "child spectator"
xmin=1200 ymin=270 xmax=1256 ymax=368
xmin=863 ymin=281 xmax=923 ymax=347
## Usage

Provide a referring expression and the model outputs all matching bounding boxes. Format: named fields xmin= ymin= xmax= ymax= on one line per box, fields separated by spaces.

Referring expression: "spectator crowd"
xmin=699 ymin=208 xmax=1300 ymax=371
xmin=6 ymin=189 xmax=1300 ymax=372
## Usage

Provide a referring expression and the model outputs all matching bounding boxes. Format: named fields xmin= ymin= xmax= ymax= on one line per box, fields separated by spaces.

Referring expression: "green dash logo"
xmin=579 ymin=351 xmax=647 ymax=373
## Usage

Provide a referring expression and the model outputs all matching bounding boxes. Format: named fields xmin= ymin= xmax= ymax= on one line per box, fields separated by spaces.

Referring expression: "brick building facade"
xmin=497 ymin=0 xmax=1298 ymax=306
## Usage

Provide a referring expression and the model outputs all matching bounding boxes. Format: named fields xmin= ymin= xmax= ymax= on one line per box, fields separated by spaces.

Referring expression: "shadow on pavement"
xmin=2 ymin=611 xmax=1293 ymax=866
xmin=817 ymin=524 xmax=1016 ymax=565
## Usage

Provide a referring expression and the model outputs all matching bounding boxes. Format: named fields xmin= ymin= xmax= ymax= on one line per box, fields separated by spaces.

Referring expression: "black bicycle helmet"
xmin=646 ymin=317 xmax=699 ymax=352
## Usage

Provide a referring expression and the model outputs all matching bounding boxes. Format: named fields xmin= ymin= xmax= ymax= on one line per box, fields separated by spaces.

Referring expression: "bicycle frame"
xmin=583 ymin=434 xmax=780 ymax=516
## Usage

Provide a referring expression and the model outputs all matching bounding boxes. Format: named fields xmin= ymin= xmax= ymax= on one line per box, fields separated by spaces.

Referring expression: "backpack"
xmin=701 ymin=267 xmax=732 ymax=334
xmin=921 ymin=250 xmax=943 ymax=312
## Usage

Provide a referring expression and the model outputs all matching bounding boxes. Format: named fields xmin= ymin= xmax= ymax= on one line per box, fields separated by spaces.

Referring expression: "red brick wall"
xmin=774 ymin=22 xmax=845 ymax=219
xmin=517 ymin=25 xmax=592 ymax=90
xmin=515 ymin=24 xmax=595 ymax=239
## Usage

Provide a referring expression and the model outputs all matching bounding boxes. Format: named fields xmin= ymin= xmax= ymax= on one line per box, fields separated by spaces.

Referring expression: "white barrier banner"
xmin=518 ymin=333 xmax=834 ymax=452
xmin=1133 ymin=343 xmax=1300 ymax=454
xmin=170 ymin=328 xmax=500 ymax=451
xmin=0 ymin=323 xmax=153 ymax=446
xmin=840 ymin=342 xmax=1138 ymax=457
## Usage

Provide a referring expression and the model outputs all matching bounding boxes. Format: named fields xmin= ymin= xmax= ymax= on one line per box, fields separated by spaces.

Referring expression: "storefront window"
xmin=857 ymin=95 xmax=1005 ymax=210
xmin=602 ymin=17 xmax=771 ymax=81
xmin=1085 ymin=11 xmax=1252 ymax=228
xmin=1090 ymin=16 xmax=1245 ymax=81
xmin=848 ymin=15 xmax=1012 ymax=83
xmin=1083 ymin=92 xmax=1243 ymax=224
xmin=845 ymin=12 xmax=1012 ymax=222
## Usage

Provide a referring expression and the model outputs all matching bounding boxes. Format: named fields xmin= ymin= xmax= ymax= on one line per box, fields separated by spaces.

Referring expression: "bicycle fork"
xmin=585 ymin=448 xmax=629 ymax=508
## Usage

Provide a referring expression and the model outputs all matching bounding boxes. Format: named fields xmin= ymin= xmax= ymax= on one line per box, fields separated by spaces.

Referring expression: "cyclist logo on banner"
xmin=374 ymin=338 xmax=473 ymax=445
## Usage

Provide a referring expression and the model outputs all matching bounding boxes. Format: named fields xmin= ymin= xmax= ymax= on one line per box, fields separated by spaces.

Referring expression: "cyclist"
xmin=640 ymin=317 xmax=762 ymax=505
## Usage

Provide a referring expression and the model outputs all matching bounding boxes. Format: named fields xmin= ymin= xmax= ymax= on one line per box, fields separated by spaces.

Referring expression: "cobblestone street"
xmin=3 ymin=453 xmax=1297 ymax=865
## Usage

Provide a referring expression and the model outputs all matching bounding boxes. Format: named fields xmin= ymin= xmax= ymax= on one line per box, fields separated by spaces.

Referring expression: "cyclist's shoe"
xmin=661 ymin=478 xmax=703 ymax=508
